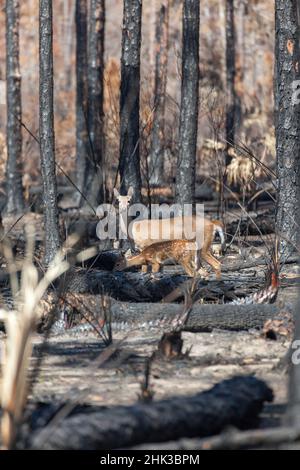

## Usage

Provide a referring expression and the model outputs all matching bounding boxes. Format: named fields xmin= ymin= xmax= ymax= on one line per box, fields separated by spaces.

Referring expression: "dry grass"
xmin=0 ymin=227 xmax=95 ymax=449
xmin=226 ymin=147 xmax=263 ymax=193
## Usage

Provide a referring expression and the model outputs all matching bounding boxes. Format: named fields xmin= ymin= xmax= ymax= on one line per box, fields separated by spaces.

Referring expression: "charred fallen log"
xmin=41 ymin=292 xmax=281 ymax=333
xmin=62 ymin=267 xmax=269 ymax=303
xmin=28 ymin=376 xmax=273 ymax=450
xmin=64 ymin=269 xmax=194 ymax=302
xmin=132 ymin=426 xmax=300 ymax=450
xmin=109 ymin=301 xmax=281 ymax=332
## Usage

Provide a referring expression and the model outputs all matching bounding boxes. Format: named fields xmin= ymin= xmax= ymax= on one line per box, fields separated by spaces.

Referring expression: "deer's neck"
xmin=118 ymin=207 xmax=130 ymax=238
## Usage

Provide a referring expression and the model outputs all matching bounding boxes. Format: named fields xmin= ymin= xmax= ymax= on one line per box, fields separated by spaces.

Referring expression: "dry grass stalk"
xmin=226 ymin=147 xmax=263 ymax=193
xmin=0 ymin=226 xmax=93 ymax=449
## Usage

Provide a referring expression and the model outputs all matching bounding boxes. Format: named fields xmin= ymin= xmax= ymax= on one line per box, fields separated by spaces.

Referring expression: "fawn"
xmin=115 ymin=236 xmax=223 ymax=278
xmin=115 ymin=239 xmax=200 ymax=276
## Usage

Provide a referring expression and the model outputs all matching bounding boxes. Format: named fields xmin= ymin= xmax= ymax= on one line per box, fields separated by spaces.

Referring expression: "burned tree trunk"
xmin=119 ymin=0 xmax=142 ymax=202
xmin=30 ymin=376 xmax=272 ymax=450
xmin=275 ymin=0 xmax=300 ymax=258
xmin=75 ymin=0 xmax=89 ymax=205
xmin=225 ymin=0 xmax=237 ymax=165
xmin=39 ymin=0 xmax=60 ymax=264
xmin=287 ymin=2 xmax=300 ymax=427
xmin=83 ymin=0 xmax=105 ymax=208
xmin=5 ymin=0 xmax=24 ymax=214
xmin=175 ymin=0 xmax=199 ymax=205
xmin=149 ymin=0 xmax=169 ymax=186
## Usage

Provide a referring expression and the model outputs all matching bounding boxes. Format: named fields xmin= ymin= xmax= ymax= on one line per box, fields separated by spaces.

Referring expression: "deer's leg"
xmin=141 ymin=264 xmax=148 ymax=273
xmin=180 ymin=254 xmax=196 ymax=277
xmin=181 ymin=261 xmax=195 ymax=277
xmin=201 ymin=250 xmax=221 ymax=279
xmin=197 ymin=267 xmax=210 ymax=279
xmin=151 ymin=262 xmax=161 ymax=273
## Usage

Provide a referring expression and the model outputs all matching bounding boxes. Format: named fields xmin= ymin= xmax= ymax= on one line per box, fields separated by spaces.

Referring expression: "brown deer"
xmin=130 ymin=215 xmax=225 ymax=253
xmin=114 ymin=239 xmax=198 ymax=276
xmin=103 ymin=188 xmax=226 ymax=271
xmin=115 ymin=237 xmax=222 ymax=278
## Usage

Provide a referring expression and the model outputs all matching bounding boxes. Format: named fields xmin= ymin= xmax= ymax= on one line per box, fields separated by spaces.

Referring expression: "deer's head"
xmin=113 ymin=187 xmax=134 ymax=210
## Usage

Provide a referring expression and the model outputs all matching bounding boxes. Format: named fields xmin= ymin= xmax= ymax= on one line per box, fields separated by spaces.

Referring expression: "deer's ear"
xmin=128 ymin=186 xmax=134 ymax=197
xmin=113 ymin=188 xmax=120 ymax=199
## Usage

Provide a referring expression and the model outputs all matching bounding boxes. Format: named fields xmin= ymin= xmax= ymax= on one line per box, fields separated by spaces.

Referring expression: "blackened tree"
xmin=274 ymin=0 xmax=300 ymax=258
xmin=84 ymin=0 xmax=105 ymax=207
xmin=175 ymin=0 xmax=199 ymax=205
xmin=225 ymin=0 xmax=237 ymax=165
xmin=149 ymin=0 xmax=169 ymax=186
xmin=5 ymin=0 xmax=24 ymax=214
xmin=75 ymin=0 xmax=89 ymax=204
xmin=287 ymin=0 xmax=300 ymax=424
xmin=119 ymin=0 xmax=142 ymax=202
xmin=39 ymin=0 xmax=60 ymax=263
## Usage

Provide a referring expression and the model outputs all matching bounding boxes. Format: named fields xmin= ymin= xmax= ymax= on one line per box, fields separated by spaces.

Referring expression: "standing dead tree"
xmin=286 ymin=0 xmax=300 ymax=431
xmin=274 ymin=0 xmax=300 ymax=258
xmin=75 ymin=0 xmax=89 ymax=205
xmin=149 ymin=0 xmax=169 ymax=186
xmin=119 ymin=0 xmax=142 ymax=203
xmin=175 ymin=0 xmax=199 ymax=205
xmin=225 ymin=0 xmax=237 ymax=165
xmin=39 ymin=0 xmax=60 ymax=264
xmin=5 ymin=0 xmax=24 ymax=214
xmin=84 ymin=0 xmax=105 ymax=207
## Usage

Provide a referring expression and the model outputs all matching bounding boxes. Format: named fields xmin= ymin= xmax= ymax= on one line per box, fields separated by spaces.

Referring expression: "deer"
xmin=130 ymin=216 xmax=224 ymax=277
xmin=115 ymin=237 xmax=222 ymax=279
xmin=108 ymin=188 xmax=225 ymax=275
xmin=112 ymin=186 xmax=134 ymax=250
xmin=114 ymin=239 xmax=201 ymax=277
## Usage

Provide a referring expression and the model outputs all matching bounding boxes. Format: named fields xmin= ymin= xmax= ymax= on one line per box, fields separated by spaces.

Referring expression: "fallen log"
xmin=37 ymin=292 xmax=282 ymax=334
xmin=132 ymin=426 xmax=300 ymax=450
xmin=65 ymin=269 xmax=203 ymax=302
xmin=63 ymin=268 xmax=271 ymax=303
xmin=222 ymin=254 xmax=299 ymax=273
xmin=29 ymin=376 xmax=273 ymax=450
xmin=108 ymin=301 xmax=281 ymax=332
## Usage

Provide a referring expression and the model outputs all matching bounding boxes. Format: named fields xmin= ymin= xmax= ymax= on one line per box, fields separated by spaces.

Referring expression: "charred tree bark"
xmin=75 ymin=0 xmax=89 ymax=205
xmin=82 ymin=0 xmax=105 ymax=208
xmin=149 ymin=0 xmax=169 ymax=185
xmin=5 ymin=0 xmax=24 ymax=214
xmin=225 ymin=0 xmax=237 ymax=165
xmin=39 ymin=0 xmax=60 ymax=264
xmin=287 ymin=2 xmax=300 ymax=427
xmin=175 ymin=0 xmax=199 ymax=205
xmin=110 ymin=301 xmax=280 ymax=332
xmin=119 ymin=0 xmax=142 ymax=202
xmin=29 ymin=376 xmax=272 ymax=450
xmin=275 ymin=0 xmax=300 ymax=258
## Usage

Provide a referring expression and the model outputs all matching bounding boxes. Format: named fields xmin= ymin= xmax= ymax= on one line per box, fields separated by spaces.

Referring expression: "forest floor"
xmin=0 ymin=193 xmax=298 ymax=441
